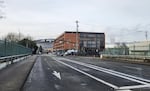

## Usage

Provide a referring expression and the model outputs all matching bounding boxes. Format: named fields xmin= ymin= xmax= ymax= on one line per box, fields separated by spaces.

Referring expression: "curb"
xmin=20 ymin=56 xmax=38 ymax=91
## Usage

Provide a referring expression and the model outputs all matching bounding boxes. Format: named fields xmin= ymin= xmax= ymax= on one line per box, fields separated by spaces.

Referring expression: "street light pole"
xmin=76 ymin=20 xmax=79 ymax=52
xmin=137 ymin=30 xmax=148 ymax=41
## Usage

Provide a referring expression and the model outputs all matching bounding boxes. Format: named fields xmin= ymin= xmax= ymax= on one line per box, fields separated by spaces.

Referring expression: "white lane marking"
xmin=119 ymin=84 xmax=150 ymax=90
xmin=60 ymin=57 xmax=150 ymax=84
xmin=52 ymin=71 xmax=61 ymax=80
xmin=52 ymin=57 xmax=119 ymax=89
xmin=116 ymin=90 xmax=132 ymax=91
xmin=124 ymin=66 xmax=142 ymax=71
xmin=54 ymin=84 xmax=61 ymax=90
xmin=80 ymin=83 xmax=87 ymax=86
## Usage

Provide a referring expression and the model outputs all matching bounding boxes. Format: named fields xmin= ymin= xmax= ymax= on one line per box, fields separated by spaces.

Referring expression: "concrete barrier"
xmin=0 ymin=54 xmax=30 ymax=70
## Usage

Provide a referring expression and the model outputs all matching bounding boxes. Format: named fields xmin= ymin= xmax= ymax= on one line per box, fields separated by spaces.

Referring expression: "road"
xmin=22 ymin=55 xmax=150 ymax=91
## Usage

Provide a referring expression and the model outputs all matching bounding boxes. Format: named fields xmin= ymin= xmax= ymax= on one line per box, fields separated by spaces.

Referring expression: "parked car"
xmin=64 ymin=49 xmax=77 ymax=56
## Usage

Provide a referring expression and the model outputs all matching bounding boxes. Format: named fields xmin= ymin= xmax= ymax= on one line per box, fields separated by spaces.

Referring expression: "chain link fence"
xmin=102 ymin=45 xmax=150 ymax=56
xmin=0 ymin=40 xmax=32 ymax=57
xmin=102 ymin=47 xmax=129 ymax=55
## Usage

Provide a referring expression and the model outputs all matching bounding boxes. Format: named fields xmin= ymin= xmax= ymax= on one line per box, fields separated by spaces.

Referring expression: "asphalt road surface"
xmin=22 ymin=55 xmax=150 ymax=91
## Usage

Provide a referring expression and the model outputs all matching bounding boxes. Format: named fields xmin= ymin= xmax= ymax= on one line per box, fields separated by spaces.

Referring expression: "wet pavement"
xmin=23 ymin=55 xmax=112 ymax=91
xmin=1 ymin=54 xmax=150 ymax=91
xmin=23 ymin=55 xmax=150 ymax=91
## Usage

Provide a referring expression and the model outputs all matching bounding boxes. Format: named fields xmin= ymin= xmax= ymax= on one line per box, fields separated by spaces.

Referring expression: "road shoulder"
xmin=0 ymin=55 xmax=37 ymax=91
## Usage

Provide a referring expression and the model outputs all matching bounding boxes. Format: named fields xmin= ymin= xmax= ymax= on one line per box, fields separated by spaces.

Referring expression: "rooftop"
xmin=65 ymin=31 xmax=105 ymax=34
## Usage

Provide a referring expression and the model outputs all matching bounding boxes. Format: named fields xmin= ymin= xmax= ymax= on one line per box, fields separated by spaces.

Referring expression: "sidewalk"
xmin=0 ymin=55 xmax=37 ymax=91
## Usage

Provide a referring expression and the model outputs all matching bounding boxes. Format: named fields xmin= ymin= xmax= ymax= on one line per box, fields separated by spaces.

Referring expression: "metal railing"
xmin=0 ymin=54 xmax=31 ymax=70
xmin=0 ymin=39 xmax=33 ymax=70
xmin=0 ymin=54 xmax=30 ymax=64
xmin=103 ymin=44 xmax=150 ymax=56
xmin=0 ymin=40 xmax=32 ymax=57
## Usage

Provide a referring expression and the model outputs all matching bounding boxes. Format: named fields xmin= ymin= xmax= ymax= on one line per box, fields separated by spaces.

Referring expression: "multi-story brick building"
xmin=53 ymin=31 xmax=78 ymax=51
xmin=53 ymin=31 xmax=105 ymax=55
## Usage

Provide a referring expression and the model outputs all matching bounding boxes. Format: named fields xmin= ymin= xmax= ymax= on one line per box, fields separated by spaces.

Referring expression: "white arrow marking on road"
xmin=116 ymin=90 xmax=132 ymax=91
xmin=52 ymin=71 xmax=61 ymax=80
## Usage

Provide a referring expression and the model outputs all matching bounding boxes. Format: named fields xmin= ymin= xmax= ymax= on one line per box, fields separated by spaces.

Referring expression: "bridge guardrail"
xmin=0 ymin=54 xmax=30 ymax=64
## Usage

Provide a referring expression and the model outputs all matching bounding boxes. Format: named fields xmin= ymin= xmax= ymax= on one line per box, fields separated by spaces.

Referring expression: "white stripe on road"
xmin=52 ymin=57 xmax=150 ymax=90
xmin=52 ymin=57 xmax=119 ymax=89
xmin=59 ymin=58 xmax=150 ymax=85
xmin=119 ymin=84 xmax=150 ymax=90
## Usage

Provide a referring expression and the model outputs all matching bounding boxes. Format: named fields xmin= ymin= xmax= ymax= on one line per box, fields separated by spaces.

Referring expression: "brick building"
xmin=53 ymin=31 xmax=78 ymax=51
xmin=53 ymin=31 xmax=105 ymax=55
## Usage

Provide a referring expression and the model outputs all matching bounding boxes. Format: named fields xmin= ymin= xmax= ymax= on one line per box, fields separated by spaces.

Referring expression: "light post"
xmin=76 ymin=20 xmax=79 ymax=52
xmin=136 ymin=30 xmax=148 ymax=41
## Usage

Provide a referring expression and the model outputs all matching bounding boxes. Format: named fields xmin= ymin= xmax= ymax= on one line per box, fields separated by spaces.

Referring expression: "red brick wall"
xmin=53 ymin=32 xmax=79 ymax=51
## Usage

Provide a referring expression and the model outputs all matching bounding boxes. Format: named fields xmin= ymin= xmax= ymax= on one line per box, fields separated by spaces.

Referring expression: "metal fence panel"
xmin=0 ymin=40 xmax=32 ymax=57
xmin=103 ymin=45 xmax=150 ymax=56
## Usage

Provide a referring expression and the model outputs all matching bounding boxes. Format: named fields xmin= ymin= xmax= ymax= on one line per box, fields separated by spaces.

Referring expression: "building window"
xmin=83 ymin=41 xmax=87 ymax=47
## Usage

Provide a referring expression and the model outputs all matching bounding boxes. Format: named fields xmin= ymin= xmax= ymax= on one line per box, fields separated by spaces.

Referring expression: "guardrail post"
xmin=149 ymin=44 xmax=150 ymax=56
xmin=10 ymin=57 xmax=13 ymax=64
xmin=4 ymin=39 xmax=6 ymax=56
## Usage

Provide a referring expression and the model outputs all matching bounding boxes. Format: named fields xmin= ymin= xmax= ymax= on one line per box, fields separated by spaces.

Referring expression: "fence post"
xmin=149 ymin=44 xmax=150 ymax=56
xmin=4 ymin=39 xmax=6 ymax=56
xmin=133 ymin=45 xmax=135 ymax=56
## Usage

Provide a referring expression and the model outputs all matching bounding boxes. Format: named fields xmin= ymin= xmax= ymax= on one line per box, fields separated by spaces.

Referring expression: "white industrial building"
xmin=127 ymin=41 xmax=150 ymax=56
xmin=104 ymin=41 xmax=150 ymax=56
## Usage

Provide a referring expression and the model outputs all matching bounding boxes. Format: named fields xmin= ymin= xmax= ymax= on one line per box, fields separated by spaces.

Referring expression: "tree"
xmin=5 ymin=32 xmax=19 ymax=42
xmin=4 ymin=32 xmax=24 ymax=42
xmin=39 ymin=45 xmax=43 ymax=53
xmin=4 ymin=32 xmax=38 ymax=54
xmin=115 ymin=42 xmax=129 ymax=55
xmin=0 ymin=0 xmax=5 ymax=19
xmin=18 ymin=38 xmax=38 ymax=54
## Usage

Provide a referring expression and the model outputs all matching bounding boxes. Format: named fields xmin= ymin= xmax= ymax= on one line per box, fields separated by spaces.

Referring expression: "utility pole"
xmin=18 ymin=28 xmax=21 ymax=41
xmin=76 ymin=20 xmax=79 ymax=52
xmin=137 ymin=30 xmax=148 ymax=41
xmin=145 ymin=31 xmax=148 ymax=41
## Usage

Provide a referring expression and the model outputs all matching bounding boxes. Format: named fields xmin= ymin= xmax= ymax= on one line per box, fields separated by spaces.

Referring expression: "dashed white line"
xmin=119 ymin=84 xmax=150 ymax=90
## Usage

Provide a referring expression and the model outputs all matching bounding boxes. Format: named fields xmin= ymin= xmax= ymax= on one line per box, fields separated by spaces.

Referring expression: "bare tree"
xmin=4 ymin=32 xmax=24 ymax=42
xmin=0 ymin=0 xmax=4 ymax=19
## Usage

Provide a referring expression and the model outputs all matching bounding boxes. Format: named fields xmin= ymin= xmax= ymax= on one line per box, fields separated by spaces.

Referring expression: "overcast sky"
xmin=0 ymin=0 xmax=150 ymax=43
